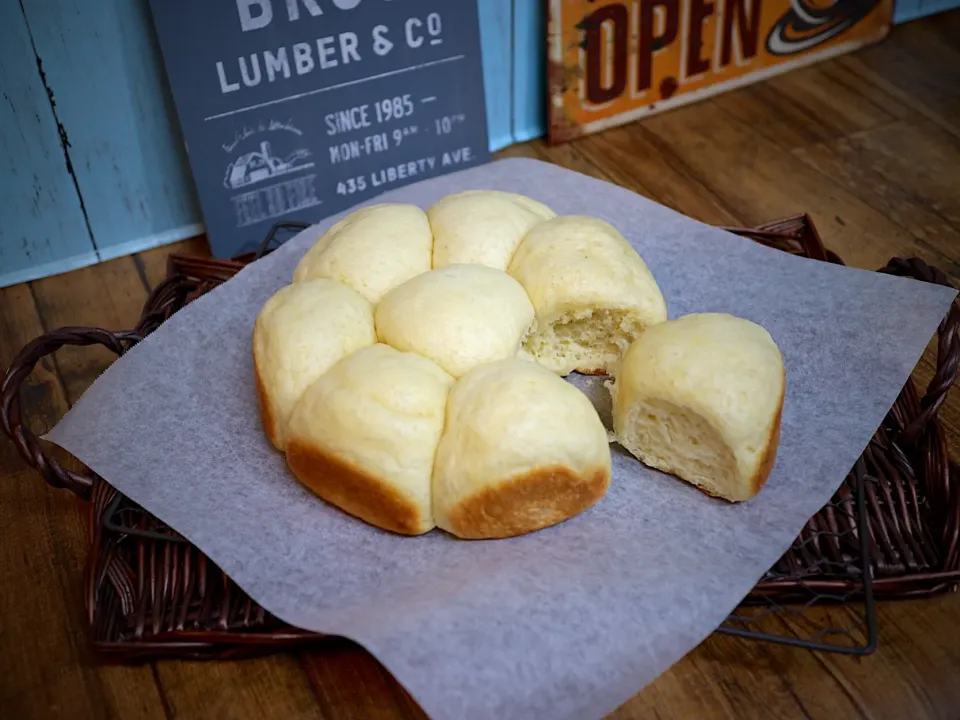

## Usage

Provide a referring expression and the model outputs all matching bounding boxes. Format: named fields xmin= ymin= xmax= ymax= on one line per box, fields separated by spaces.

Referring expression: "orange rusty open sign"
xmin=546 ymin=0 xmax=893 ymax=144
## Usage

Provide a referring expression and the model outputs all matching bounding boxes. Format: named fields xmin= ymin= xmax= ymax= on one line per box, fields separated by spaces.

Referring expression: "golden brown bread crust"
xmin=748 ymin=368 xmax=786 ymax=498
xmin=689 ymin=367 xmax=785 ymax=503
xmin=446 ymin=464 xmax=610 ymax=540
xmin=253 ymin=351 xmax=281 ymax=449
xmin=285 ymin=438 xmax=431 ymax=536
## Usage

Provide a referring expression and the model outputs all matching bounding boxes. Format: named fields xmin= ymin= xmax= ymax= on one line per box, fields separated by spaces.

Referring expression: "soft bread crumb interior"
xmin=618 ymin=399 xmax=741 ymax=501
xmin=525 ymin=308 xmax=642 ymax=375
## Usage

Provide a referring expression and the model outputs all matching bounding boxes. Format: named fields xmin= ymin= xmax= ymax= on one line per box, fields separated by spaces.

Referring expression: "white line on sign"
xmin=430 ymin=39 xmax=442 ymax=46
xmin=421 ymin=96 xmax=437 ymax=103
xmin=204 ymin=55 xmax=466 ymax=121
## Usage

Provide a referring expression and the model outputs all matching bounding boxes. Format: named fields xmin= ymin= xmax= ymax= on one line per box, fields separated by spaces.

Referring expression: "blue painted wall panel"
xmin=19 ymin=0 xmax=202 ymax=262
xmin=0 ymin=4 xmax=97 ymax=289
xmin=512 ymin=0 xmax=547 ymax=143
xmin=894 ymin=0 xmax=960 ymax=22
xmin=8 ymin=0 xmax=960 ymax=289
xmin=4 ymin=0 xmax=556 ymax=288
xmin=478 ymin=0 xmax=516 ymax=152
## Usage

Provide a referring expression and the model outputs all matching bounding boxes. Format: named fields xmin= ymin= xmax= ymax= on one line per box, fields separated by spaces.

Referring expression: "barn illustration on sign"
xmin=220 ymin=120 xmax=322 ymax=236
xmin=222 ymin=121 xmax=315 ymax=190
xmin=224 ymin=141 xmax=313 ymax=190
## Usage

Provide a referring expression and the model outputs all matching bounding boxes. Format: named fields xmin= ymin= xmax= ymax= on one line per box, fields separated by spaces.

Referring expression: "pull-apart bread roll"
xmin=433 ymin=358 xmax=611 ymax=539
xmin=428 ymin=190 xmax=556 ymax=271
xmin=253 ymin=280 xmax=376 ymax=450
xmin=508 ymin=215 xmax=668 ymax=376
xmin=286 ymin=344 xmax=454 ymax=536
xmin=293 ymin=203 xmax=432 ymax=303
xmin=611 ymin=313 xmax=785 ymax=503
xmin=375 ymin=264 xmax=535 ymax=378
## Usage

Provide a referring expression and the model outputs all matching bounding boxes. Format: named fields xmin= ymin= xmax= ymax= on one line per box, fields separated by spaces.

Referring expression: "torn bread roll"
xmin=374 ymin=264 xmax=535 ymax=379
xmin=293 ymin=203 xmax=433 ymax=303
xmin=428 ymin=190 xmax=556 ymax=271
xmin=286 ymin=344 xmax=454 ymax=536
xmin=508 ymin=215 xmax=668 ymax=376
xmin=433 ymin=358 xmax=611 ymax=539
xmin=610 ymin=313 xmax=785 ymax=503
xmin=253 ymin=279 xmax=376 ymax=450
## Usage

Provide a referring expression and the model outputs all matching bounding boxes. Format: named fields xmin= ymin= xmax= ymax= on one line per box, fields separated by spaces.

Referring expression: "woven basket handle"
xmin=0 ymin=327 xmax=142 ymax=500
xmin=879 ymin=258 xmax=960 ymax=444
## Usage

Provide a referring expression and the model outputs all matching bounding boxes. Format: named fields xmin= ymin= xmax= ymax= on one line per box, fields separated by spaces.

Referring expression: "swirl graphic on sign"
xmin=765 ymin=0 xmax=881 ymax=55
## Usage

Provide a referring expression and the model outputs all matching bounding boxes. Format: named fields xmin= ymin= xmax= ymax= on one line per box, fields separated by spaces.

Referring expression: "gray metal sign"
xmin=148 ymin=0 xmax=490 ymax=257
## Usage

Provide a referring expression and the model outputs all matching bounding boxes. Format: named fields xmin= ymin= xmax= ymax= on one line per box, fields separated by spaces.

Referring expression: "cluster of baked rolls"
xmin=254 ymin=191 xmax=785 ymax=539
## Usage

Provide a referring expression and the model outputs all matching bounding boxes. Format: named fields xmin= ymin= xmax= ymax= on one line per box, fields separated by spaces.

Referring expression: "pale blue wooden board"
xmin=894 ymin=0 xmax=921 ymax=20
xmin=512 ymin=0 xmax=547 ymax=143
xmin=478 ymin=0 xmax=516 ymax=152
xmin=5 ymin=0 xmax=540 ymax=288
xmin=9 ymin=0 xmax=960 ymax=290
xmin=894 ymin=0 xmax=960 ymax=22
xmin=18 ymin=0 xmax=202 ymax=262
xmin=0 ymin=3 xmax=97 ymax=290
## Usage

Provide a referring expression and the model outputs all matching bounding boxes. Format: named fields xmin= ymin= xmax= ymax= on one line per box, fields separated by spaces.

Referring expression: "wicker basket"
xmin=2 ymin=214 xmax=959 ymax=661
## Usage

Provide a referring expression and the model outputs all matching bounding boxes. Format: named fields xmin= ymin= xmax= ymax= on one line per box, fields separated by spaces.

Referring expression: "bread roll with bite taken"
xmin=433 ymin=358 xmax=611 ymax=539
xmin=610 ymin=313 xmax=785 ymax=503
xmin=375 ymin=264 xmax=535 ymax=379
xmin=428 ymin=190 xmax=555 ymax=271
xmin=293 ymin=203 xmax=432 ymax=303
xmin=253 ymin=279 xmax=376 ymax=450
xmin=286 ymin=344 xmax=454 ymax=536
xmin=508 ymin=215 xmax=668 ymax=377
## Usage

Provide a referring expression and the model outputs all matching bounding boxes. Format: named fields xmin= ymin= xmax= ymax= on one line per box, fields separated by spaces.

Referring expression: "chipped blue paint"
xmin=0 ymin=3 xmax=97 ymax=289
xmin=2 ymin=0 xmax=561 ymax=287
xmin=18 ymin=0 xmax=202 ymax=261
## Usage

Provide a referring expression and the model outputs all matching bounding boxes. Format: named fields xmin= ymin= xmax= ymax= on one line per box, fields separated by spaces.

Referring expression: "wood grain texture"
xmin=793 ymin=119 xmax=960 ymax=275
xmin=846 ymin=18 xmax=960 ymax=138
xmin=0 ymin=278 xmax=166 ymax=719
xmin=710 ymin=62 xmax=906 ymax=153
xmin=637 ymin=102 xmax=960 ymax=279
xmin=0 ymin=3 xmax=97 ymax=290
xmin=18 ymin=0 xmax=202 ymax=260
xmin=3 ymin=13 xmax=960 ymax=720
xmin=8 ymin=0 xmax=954 ymax=289
xmin=301 ymin=639 xmax=426 ymax=720
xmin=4 ymin=0 xmax=526 ymax=289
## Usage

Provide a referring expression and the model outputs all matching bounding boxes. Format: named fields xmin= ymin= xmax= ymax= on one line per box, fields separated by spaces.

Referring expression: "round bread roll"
xmin=374 ymin=264 xmax=535 ymax=379
xmin=508 ymin=215 xmax=668 ymax=376
xmin=428 ymin=190 xmax=555 ymax=271
xmin=610 ymin=313 xmax=785 ymax=503
xmin=285 ymin=344 xmax=453 ymax=535
xmin=293 ymin=203 xmax=432 ymax=303
xmin=253 ymin=279 xmax=376 ymax=450
xmin=433 ymin=358 xmax=611 ymax=539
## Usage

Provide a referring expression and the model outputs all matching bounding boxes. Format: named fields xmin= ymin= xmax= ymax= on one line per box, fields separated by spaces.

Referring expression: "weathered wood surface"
xmin=2 ymin=14 xmax=960 ymax=719
xmin=1 ymin=0 xmax=542 ymax=288
xmin=17 ymin=0 xmax=202 ymax=262
xmin=0 ymin=3 xmax=97 ymax=288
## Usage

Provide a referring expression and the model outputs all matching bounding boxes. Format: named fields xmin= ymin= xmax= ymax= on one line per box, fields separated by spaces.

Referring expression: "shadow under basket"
xmin=3 ymin=215 xmax=960 ymax=662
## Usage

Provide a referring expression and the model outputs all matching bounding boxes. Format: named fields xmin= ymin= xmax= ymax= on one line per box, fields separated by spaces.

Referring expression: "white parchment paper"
xmin=46 ymin=159 xmax=956 ymax=719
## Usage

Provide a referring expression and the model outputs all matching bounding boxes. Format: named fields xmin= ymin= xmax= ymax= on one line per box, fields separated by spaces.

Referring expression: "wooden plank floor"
xmin=3 ymin=13 xmax=960 ymax=720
